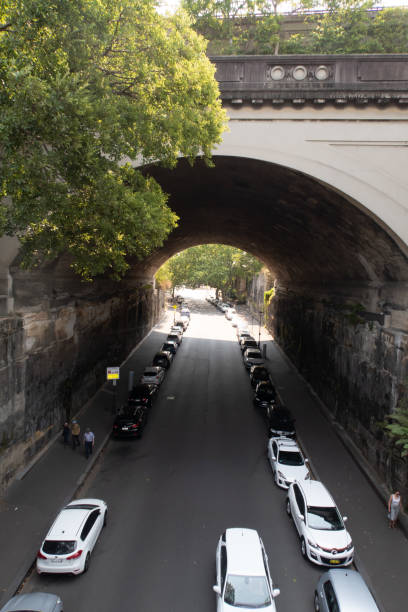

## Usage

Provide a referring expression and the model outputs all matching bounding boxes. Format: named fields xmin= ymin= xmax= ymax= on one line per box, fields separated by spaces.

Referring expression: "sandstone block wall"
xmin=0 ymin=287 xmax=164 ymax=489
xmin=268 ymin=286 xmax=408 ymax=500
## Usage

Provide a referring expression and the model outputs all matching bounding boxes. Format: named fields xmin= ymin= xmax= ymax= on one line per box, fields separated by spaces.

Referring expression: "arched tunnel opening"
xmin=2 ymin=154 xmax=408 ymax=492
xmin=138 ymin=155 xmax=408 ymax=491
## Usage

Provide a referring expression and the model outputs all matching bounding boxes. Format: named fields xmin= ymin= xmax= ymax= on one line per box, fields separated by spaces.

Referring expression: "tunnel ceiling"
xmin=136 ymin=156 xmax=408 ymax=284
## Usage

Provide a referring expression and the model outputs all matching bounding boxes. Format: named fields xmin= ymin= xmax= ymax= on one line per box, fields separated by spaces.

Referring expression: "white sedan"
xmin=286 ymin=481 xmax=354 ymax=567
xmin=267 ymin=437 xmax=309 ymax=488
xmin=37 ymin=498 xmax=107 ymax=575
xmin=140 ymin=366 xmax=165 ymax=386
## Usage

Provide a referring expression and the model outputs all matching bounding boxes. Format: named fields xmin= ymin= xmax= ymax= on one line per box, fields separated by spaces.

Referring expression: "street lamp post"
xmin=258 ymin=309 xmax=263 ymax=347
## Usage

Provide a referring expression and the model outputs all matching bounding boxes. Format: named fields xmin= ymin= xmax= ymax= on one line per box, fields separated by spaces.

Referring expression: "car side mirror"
xmin=343 ymin=516 xmax=348 ymax=522
xmin=297 ymin=513 xmax=304 ymax=521
xmin=213 ymin=585 xmax=221 ymax=595
xmin=272 ymin=588 xmax=280 ymax=598
xmin=305 ymin=458 xmax=309 ymax=463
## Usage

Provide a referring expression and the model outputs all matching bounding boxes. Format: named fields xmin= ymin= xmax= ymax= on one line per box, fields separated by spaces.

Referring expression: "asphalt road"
xmin=19 ymin=298 xmax=364 ymax=610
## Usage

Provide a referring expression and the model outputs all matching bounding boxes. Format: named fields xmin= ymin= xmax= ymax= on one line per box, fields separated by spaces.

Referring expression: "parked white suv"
xmin=286 ymin=481 xmax=353 ymax=567
xmin=267 ymin=437 xmax=309 ymax=488
xmin=213 ymin=528 xmax=280 ymax=610
xmin=37 ymin=498 xmax=107 ymax=575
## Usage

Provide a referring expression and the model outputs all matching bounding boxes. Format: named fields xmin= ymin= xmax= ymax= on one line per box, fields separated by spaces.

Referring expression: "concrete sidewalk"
xmin=0 ymin=312 xmax=171 ymax=608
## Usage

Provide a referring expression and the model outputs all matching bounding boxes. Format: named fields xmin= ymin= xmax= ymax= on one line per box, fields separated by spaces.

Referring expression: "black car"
xmin=249 ymin=365 xmax=271 ymax=387
xmin=267 ymin=405 xmax=296 ymax=438
xmin=128 ymin=383 xmax=157 ymax=409
xmin=152 ymin=351 xmax=173 ymax=369
xmin=112 ymin=405 xmax=147 ymax=438
xmin=240 ymin=338 xmax=258 ymax=353
xmin=253 ymin=381 xmax=277 ymax=408
xmin=161 ymin=341 xmax=178 ymax=355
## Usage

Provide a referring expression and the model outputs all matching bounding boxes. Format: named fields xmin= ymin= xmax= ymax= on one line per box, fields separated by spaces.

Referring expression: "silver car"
xmin=0 ymin=592 xmax=63 ymax=612
xmin=140 ymin=366 xmax=165 ymax=386
xmin=314 ymin=569 xmax=379 ymax=611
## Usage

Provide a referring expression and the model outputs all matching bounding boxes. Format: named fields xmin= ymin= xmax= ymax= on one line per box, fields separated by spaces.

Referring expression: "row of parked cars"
xmin=0 ymin=308 xmax=194 ymax=611
xmin=112 ymin=306 xmax=190 ymax=439
xmin=209 ymin=301 xmax=379 ymax=612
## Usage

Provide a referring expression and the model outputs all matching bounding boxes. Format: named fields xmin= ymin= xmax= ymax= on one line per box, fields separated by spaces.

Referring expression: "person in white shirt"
xmin=83 ymin=427 xmax=95 ymax=459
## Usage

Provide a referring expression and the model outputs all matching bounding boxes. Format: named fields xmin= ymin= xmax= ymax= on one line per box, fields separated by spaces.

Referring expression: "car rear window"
xmin=247 ymin=351 xmax=261 ymax=358
xmin=144 ymin=371 xmax=157 ymax=377
xmin=43 ymin=540 xmax=76 ymax=555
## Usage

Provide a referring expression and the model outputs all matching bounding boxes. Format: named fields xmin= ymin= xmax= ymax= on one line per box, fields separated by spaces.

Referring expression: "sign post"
xmin=107 ymin=367 xmax=120 ymax=413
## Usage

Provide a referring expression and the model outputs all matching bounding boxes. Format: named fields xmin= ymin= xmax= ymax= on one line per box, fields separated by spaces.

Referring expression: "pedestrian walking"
xmin=71 ymin=420 xmax=81 ymax=449
xmin=388 ymin=491 xmax=402 ymax=528
xmin=62 ymin=422 xmax=70 ymax=447
xmin=83 ymin=427 xmax=95 ymax=459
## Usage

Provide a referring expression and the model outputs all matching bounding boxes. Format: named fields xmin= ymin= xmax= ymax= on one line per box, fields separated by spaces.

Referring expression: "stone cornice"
xmin=210 ymin=54 xmax=408 ymax=107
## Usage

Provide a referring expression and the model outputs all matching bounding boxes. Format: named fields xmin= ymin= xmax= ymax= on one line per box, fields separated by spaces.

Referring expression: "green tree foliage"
xmin=183 ymin=0 xmax=408 ymax=55
xmin=384 ymin=382 xmax=408 ymax=457
xmin=156 ymin=244 xmax=263 ymax=295
xmin=0 ymin=0 xmax=227 ymax=279
xmin=280 ymin=3 xmax=408 ymax=54
xmin=182 ymin=0 xmax=296 ymax=54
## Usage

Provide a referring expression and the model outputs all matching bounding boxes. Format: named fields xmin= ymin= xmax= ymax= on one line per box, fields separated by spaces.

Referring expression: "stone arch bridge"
xmin=1 ymin=54 xmax=408 ymax=490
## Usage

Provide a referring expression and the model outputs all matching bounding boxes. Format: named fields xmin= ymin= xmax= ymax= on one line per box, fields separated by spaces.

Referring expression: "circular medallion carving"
xmin=270 ymin=66 xmax=285 ymax=81
xmin=292 ymin=65 xmax=307 ymax=81
xmin=315 ymin=65 xmax=329 ymax=81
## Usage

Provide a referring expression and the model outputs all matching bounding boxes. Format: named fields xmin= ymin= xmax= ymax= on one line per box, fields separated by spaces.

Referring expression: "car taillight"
xmin=142 ymin=398 xmax=147 ymax=402
xmin=131 ymin=424 xmax=138 ymax=429
xmin=37 ymin=550 xmax=46 ymax=559
xmin=66 ymin=550 xmax=83 ymax=560
xmin=113 ymin=424 xmax=118 ymax=429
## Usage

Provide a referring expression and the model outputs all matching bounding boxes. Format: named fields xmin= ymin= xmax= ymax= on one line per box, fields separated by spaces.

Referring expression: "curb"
xmin=272 ymin=339 xmax=408 ymax=541
xmin=14 ymin=311 xmax=168 ymax=484
xmin=2 ymin=430 xmax=112 ymax=608
xmin=2 ymin=310 xmax=170 ymax=607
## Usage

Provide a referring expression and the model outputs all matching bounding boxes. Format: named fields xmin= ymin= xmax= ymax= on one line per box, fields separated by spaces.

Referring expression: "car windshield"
xmin=43 ymin=540 xmax=76 ymax=555
xmin=143 ymin=371 xmax=157 ymax=377
xmin=247 ymin=352 xmax=261 ymax=358
xmin=224 ymin=575 xmax=271 ymax=608
xmin=307 ymin=506 xmax=344 ymax=530
xmin=278 ymin=450 xmax=304 ymax=466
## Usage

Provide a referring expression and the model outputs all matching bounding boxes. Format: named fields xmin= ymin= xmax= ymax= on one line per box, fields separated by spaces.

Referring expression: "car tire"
xmin=286 ymin=499 xmax=291 ymax=517
xmin=103 ymin=510 xmax=108 ymax=527
xmin=314 ymin=592 xmax=320 ymax=611
xmin=83 ymin=552 xmax=90 ymax=573
xmin=301 ymin=537 xmax=307 ymax=559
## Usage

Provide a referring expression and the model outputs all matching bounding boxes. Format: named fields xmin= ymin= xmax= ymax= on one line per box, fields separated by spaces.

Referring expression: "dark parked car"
xmin=112 ymin=405 xmax=147 ymax=438
xmin=152 ymin=350 xmax=173 ymax=369
xmin=161 ymin=341 xmax=178 ymax=355
xmin=253 ymin=381 xmax=277 ymax=408
xmin=240 ymin=338 xmax=258 ymax=352
xmin=249 ymin=365 xmax=271 ymax=387
xmin=175 ymin=318 xmax=188 ymax=331
xmin=128 ymin=383 xmax=157 ymax=409
xmin=167 ymin=332 xmax=182 ymax=345
xmin=267 ymin=405 xmax=296 ymax=438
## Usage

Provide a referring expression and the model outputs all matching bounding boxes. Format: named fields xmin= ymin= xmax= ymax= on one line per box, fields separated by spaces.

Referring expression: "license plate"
xmin=52 ymin=558 xmax=64 ymax=563
xmin=329 ymin=559 xmax=340 ymax=565
xmin=122 ymin=427 xmax=128 ymax=431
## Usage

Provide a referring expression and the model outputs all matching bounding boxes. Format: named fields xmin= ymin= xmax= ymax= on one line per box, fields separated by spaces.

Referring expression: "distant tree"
xmin=0 ymin=0 xmax=226 ymax=280
xmin=282 ymin=3 xmax=408 ymax=54
xmin=155 ymin=244 xmax=262 ymax=296
xmin=182 ymin=0 xmax=312 ymax=55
